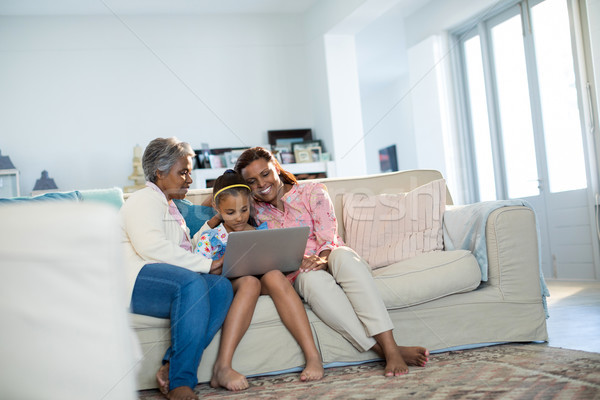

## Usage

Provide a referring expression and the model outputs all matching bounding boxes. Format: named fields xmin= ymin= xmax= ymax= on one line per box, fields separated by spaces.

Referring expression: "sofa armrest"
xmin=444 ymin=201 xmax=545 ymax=304
xmin=485 ymin=206 xmax=542 ymax=301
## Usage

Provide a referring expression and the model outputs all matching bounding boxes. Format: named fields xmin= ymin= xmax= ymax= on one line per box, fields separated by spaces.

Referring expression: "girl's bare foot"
xmin=167 ymin=386 xmax=198 ymax=400
xmin=156 ymin=363 xmax=170 ymax=395
xmin=300 ymin=357 xmax=324 ymax=382
xmin=399 ymin=346 xmax=429 ymax=367
xmin=210 ymin=365 xmax=249 ymax=391
xmin=383 ymin=347 xmax=409 ymax=377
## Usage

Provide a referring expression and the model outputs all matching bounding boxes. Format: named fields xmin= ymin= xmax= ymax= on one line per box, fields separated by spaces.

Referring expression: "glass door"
xmin=457 ymin=0 xmax=598 ymax=279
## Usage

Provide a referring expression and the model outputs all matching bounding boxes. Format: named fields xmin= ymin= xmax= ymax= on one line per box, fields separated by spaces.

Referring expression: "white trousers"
xmin=294 ymin=246 xmax=393 ymax=352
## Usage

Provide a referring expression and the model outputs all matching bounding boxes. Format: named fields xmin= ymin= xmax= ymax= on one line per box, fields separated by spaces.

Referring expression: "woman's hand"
xmin=209 ymin=257 xmax=224 ymax=275
xmin=300 ymin=251 xmax=329 ymax=273
xmin=206 ymin=213 xmax=223 ymax=229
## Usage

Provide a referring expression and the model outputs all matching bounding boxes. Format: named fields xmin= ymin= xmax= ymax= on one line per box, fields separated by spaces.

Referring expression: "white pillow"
xmin=342 ymin=179 xmax=446 ymax=269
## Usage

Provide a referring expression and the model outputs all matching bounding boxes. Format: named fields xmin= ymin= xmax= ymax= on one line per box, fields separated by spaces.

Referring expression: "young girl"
xmin=196 ymin=169 xmax=324 ymax=391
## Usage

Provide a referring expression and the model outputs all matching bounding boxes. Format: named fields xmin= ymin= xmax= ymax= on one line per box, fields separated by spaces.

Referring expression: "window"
xmin=454 ymin=0 xmax=588 ymax=201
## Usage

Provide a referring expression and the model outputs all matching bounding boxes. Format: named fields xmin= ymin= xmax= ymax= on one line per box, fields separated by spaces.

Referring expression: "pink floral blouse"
xmin=254 ymin=182 xmax=344 ymax=256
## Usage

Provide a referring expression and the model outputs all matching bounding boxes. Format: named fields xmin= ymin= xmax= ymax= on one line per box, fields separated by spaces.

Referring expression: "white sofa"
xmin=130 ymin=169 xmax=548 ymax=390
xmin=0 ymin=203 xmax=139 ymax=399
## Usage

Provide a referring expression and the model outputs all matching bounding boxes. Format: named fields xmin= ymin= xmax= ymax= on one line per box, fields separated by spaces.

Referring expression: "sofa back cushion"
xmin=0 ymin=191 xmax=82 ymax=204
xmin=79 ymin=187 xmax=124 ymax=209
xmin=173 ymin=199 xmax=216 ymax=237
xmin=311 ymin=169 xmax=451 ymax=240
xmin=342 ymin=179 xmax=446 ymax=269
xmin=170 ymin=169 xmax=452 ymax=243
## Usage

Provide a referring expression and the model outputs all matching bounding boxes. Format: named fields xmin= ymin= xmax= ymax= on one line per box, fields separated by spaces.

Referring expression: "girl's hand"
xmin=209 ymin=257 xmax=224 ymax=275
xmin=299 ymin=254 xmax=328 ymax=273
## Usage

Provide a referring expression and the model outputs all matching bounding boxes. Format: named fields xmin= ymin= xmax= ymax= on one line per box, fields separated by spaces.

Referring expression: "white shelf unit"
xmin=191 ymin=161 xmax=336 ymax=189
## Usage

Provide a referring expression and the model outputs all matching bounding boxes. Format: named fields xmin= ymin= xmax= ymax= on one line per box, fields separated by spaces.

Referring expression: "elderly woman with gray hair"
xmin=121 ymin=137 xmax=233 ymax=400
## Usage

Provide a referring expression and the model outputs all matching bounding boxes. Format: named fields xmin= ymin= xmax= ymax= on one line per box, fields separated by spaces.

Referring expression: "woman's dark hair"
xmin=233 ymin=147 xmax=297 ymax=185
xmin=212 ymin=169 xmax=251 ymax=206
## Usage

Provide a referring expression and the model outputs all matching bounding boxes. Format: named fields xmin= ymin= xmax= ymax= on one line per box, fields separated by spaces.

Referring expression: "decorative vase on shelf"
xmin=124 ymin=145 xmax=146 ymax=193
xmin=31 ymin=170 xmax=59 ymax=196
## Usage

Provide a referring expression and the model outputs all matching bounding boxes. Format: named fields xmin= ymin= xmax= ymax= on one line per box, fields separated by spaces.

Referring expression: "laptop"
xmin=222 ymin=226 xmax=310 ymax=279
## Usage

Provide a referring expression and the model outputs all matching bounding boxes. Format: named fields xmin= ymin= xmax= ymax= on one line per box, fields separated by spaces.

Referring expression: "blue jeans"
xmin=131 ymin=263 xmax=233 ymax=390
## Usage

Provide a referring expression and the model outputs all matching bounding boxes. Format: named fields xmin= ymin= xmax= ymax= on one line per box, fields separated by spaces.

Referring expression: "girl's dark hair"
xmin=233 ymin=147 xmax=297 ymax=185
xmin=212 ymin=169 xmax=251 ymax=206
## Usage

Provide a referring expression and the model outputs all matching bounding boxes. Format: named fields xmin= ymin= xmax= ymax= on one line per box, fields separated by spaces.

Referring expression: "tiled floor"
xmin=545 ymin=279 xmax=600 ymax=353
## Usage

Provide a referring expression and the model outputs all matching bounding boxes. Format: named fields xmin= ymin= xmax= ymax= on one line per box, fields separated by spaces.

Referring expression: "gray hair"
xmin=142 ymin=137 xmax=195 ymax=183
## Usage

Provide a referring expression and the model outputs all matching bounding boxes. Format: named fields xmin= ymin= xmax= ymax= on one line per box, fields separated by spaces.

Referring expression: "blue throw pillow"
xmin=174 ymin=199 xmax=216 ymax=237
xmin=0 ymin=191 xmax=82 ymax=204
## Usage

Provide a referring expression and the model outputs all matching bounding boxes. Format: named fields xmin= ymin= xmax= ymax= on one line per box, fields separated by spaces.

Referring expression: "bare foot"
xmin=210 ymin=365 xmax=249 ymax=391
xmin=300 ymin=357 xmax=324 ymax=382
xmin=399 ymin=346 xmax=429 ymax=367
xmin=156 ymin=363 xmax=170 ymax=395
xmin=383 ymin=347 xmax=409 ymax=377
xmin=166 ymin=386 xmax=198 ymax=400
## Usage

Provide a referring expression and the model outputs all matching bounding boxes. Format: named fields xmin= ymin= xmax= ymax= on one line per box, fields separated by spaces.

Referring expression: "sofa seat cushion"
xmin=130 ymin=295 xmax=305 ymax=330
xmin=373 ymin=250 xmax=481 ymax=310
xmin=129 ymin=313 xmax=170 ymax=329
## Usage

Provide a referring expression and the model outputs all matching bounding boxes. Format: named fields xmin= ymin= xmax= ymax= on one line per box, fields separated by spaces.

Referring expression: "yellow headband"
xmin=213 ymin=184 xmax=251 ymax=200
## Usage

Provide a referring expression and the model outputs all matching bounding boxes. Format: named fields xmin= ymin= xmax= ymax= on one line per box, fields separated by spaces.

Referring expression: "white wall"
xmin=324 ymin=34 xmax=367 ymax=176
xmin=355 ymin=3 xmax=416 ymax=174
xmin=3 ymin=0 xmax=599 ymax=197
xmin=407 ymin=36 xmax=452 ymax=177
xmin=302 ymin=0 xmax=366 ymax=175
xmin=352 ymin=0 xmax=461 ymax=196
xmin=0 ymin=15 xmax=311 ymax=194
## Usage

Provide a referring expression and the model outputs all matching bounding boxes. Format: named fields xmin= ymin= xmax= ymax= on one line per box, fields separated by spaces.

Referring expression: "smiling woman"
xmin=234 ymin=147 xmax=430 ymax=377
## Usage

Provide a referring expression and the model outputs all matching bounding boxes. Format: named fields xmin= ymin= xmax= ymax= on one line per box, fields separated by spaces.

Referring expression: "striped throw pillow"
xmin=342 ymin=179 xmax=446 ymax=269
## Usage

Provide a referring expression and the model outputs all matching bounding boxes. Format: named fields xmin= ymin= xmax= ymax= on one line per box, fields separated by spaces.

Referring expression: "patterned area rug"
xmin=138 ymin=343 xmax=600 ymax=399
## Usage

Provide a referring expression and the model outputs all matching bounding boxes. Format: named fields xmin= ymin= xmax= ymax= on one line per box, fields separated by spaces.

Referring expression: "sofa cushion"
xmin=130 ymin=295 xmax=291 ymax=329
xmin=79 ymin=187 xmax=124 ymax=209
xmin=373 ymin=250 xmax=481 ymax=309
xmin=174 ymin=199 xmax=216 ymax=237
xmin=342 ymin=179 xmax=446 ymax=269
xmin=0 ymin=190 xmax=82 ymax=204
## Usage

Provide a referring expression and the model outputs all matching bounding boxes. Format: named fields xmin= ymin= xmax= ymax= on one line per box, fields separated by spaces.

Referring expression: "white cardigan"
xmin=120 ymin=186 xmax=211 ymax=306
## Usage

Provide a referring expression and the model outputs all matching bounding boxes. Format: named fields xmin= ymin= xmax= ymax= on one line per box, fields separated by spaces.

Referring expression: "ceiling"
xmin=0 ymin=0 xmax=322 ymax=16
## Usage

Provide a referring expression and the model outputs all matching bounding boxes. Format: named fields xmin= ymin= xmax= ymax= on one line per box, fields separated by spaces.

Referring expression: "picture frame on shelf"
xmin=208 ymin=154 xmax=227 ymax=169
xmin=309 ymin=147 xmax=322 ymax=162
xmin=292 ymin=140 xmax=322 ymax=163
xmin=273 ymin=146 xmax=295 ymax=164
xmin=280 ymin=152 xmax=295 ymax=164
xmin=197 ymin=147 xmax=249 ymax=169
xmin=225 ymin=149 xmax=247 ymax=169
xmin=294 ymin=148 xmax=312 ymax=163
xmin=291 ymin=140 xmax=322 ymax=153
xmin=193 ymin=143 xmax=211 ymax=169
xmin=268 ymin=129 xmax=312 ymax=151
